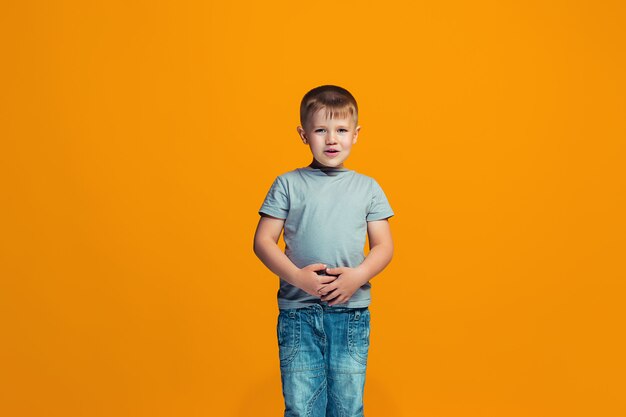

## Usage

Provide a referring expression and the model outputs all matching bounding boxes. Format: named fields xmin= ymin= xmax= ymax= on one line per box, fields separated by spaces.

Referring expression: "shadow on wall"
xmin=237 ymin=371 xmax=400 ymax=417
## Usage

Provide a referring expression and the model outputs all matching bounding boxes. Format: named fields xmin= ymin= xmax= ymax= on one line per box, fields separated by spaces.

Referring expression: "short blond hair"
xmin=300 ymin=85 xmax=359 ymax=129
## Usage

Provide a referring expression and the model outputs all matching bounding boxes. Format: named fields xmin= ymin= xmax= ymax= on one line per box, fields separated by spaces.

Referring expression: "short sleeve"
xmin=366 ymin=179 xmax=394 ymax=221
xmin=258 ymin=176 xmax=290 ymax=219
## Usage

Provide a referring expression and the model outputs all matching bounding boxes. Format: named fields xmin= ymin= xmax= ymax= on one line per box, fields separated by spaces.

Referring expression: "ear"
xmin=352 ymin=125 xmax=361 ymax=144
xmin=297 ymin=126 xmax=308 ymax=144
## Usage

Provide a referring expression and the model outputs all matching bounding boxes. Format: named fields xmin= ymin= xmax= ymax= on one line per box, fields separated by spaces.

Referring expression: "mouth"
xmin=324 ymin=149 xmax=340 ymax=157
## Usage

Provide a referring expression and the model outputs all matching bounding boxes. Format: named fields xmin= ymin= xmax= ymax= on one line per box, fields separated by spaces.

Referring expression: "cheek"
xmin=307 ymin=138 xmax=322 ymax=147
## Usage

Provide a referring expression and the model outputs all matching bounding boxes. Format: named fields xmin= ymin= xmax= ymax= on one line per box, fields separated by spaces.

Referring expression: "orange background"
xmin=1 ymin=1 xmax=625 ymax=416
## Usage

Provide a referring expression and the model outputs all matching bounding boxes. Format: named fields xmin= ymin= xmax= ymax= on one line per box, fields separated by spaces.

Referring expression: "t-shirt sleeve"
xmin=258 ymin=176 xmax=290 ymax=219
xmin=366 ymin=178 xmax=394 ymax=221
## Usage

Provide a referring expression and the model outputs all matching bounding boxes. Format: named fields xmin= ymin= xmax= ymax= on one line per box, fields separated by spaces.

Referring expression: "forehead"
xmin=308 ymin=107 xmax=356 ymax=126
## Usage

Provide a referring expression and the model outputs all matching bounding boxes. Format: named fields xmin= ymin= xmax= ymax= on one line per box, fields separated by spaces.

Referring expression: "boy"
xmin=253 ymin=85 xmax=394 ymax=417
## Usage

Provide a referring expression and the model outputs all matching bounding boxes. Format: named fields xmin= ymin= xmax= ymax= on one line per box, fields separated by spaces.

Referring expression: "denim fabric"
xmin=277 ymin=304 xmax=370 ymax=417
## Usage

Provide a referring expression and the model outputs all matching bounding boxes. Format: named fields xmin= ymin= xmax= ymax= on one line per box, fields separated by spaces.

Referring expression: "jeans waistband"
xmin=280 ymin=303 xmax=368 ymax=315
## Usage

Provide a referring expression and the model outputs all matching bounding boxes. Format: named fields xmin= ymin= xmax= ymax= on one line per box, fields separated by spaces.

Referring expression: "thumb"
xmin=304 ymin=263 xmax=327 ymax=272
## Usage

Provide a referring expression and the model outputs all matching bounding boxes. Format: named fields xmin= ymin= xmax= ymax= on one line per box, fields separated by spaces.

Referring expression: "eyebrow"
xmin=313 ymin=125 xmax=350 ymax=128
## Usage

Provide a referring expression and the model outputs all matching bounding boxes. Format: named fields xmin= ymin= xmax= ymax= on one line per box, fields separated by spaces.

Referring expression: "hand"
xmin=318 ymin=267 xmax=368 ymax=306
xmin=293 ymin=263 xmax=338 ymax=298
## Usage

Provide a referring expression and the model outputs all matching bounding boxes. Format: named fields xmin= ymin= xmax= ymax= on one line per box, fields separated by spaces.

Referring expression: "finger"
xmin=325 ymin=267 xmax=345 ymax=276
xmin=318 ymin=275 xmax=337 ymax=284
xmin=329 ymin=296 xmax=346 ymax=306
xmin=318 ymin=282 xmax=337 ymax=296
xmin=321 ymin=289 xmax=340 ymax=302
xmin=317 ymin=285 xmax=326 ymax=296
xmin=304 ymin=263 xmax=327 ymax=272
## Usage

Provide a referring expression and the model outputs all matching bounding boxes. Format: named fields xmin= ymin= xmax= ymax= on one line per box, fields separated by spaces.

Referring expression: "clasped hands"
xmin=296 ymin=263 xmax=368 ymax=306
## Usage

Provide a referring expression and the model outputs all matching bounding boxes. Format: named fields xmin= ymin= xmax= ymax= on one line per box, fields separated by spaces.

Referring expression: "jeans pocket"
xmin=347 ymin=308 xmax=370 ymax=366
xmin=277 ymin=309 xmax=300 ymax=367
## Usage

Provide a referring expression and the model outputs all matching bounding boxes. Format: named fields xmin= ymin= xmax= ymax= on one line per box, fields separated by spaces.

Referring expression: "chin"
xmin=325 ymin=161 xmax=343 ymax=168
xmin=313 ymin=155 xmax=346 ymax=168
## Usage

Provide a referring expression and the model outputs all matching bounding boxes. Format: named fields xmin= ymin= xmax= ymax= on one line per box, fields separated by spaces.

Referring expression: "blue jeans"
xmin=277 ymin=304 xmax=370 ymax=417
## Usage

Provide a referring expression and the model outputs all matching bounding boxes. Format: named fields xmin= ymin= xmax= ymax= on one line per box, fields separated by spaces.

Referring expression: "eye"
xmin=338 ymin=129 xmax=348 ymax=133
xmin=315 ymin=128 xmax=326 ymax=133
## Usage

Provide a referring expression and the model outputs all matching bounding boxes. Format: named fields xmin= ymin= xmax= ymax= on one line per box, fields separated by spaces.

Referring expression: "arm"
xmin=356 ymin=218 xmax=394 ymax=283
xmin=253 ymin=214 xmax=300 ymax=281
xmin=253 ymin=214 xmax=335 ymax=296
xmin=320 ymin=218 xmax=394 ymax=305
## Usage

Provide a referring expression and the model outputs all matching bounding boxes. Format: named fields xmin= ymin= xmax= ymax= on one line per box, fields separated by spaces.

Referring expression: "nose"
xmin=326 ymin=131 xmax=338 ymax=144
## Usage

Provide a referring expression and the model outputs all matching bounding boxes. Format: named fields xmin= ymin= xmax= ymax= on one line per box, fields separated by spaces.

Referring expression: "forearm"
xmin=253 ymin=237 xmax=301 ymax=286
xmin=355 ymin=242 xmax=394 ymax=285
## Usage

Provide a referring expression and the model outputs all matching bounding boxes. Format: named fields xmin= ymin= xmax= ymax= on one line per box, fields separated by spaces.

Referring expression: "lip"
xmin=324 ymin=150 xmax=340 ymax=158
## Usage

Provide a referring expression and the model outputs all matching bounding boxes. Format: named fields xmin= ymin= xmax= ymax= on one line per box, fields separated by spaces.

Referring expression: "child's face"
xmin=297 ymin=109 xmax=360 ymax=169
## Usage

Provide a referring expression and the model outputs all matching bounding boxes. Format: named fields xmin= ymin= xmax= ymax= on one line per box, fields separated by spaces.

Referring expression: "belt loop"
xmin=354 ymin=310 xmax=361 ymax=320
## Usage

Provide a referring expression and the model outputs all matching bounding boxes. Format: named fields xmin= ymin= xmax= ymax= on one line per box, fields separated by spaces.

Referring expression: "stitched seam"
xmin=348 ymin=315 xmax=368 ymax=366
xmin=305 ymin=377 xmax=327 ymax=417
xmin=329 ymin=390 xmax=345 ymax=417
xmin=280 ymin=314 xmax=301 ymax=368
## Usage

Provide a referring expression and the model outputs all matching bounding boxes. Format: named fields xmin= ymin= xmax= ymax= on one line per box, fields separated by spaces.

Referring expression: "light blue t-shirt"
xmin=258 ymin=166 xmax=394 ymax=309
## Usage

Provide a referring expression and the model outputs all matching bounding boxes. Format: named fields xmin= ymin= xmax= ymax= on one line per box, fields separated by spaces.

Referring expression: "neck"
xmin=309 ymin=159 xmax=345 ymax=170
